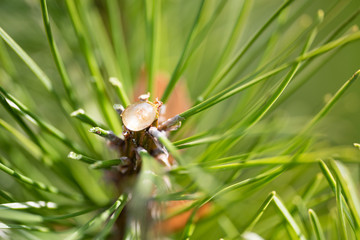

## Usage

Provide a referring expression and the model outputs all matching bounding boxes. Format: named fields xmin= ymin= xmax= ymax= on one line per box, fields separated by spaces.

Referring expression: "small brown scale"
xmin=113 ymin=94 xmax=171 ymax=174
xmin=105 ymin=93 xmax=180 ymax=195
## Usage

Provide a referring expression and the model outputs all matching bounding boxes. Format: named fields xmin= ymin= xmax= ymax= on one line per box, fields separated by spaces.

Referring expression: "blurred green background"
xmin=0 ymin=0 xmax=360 ymax=238
xmin=1 ymin=0 xmax=359 ymax=147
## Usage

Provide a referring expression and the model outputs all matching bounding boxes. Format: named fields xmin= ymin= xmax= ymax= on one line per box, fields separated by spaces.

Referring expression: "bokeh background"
xmin=0 ymin=0 xmax=360 ymax=239
xmin=1 ymin=0 xmax=359 ymax=146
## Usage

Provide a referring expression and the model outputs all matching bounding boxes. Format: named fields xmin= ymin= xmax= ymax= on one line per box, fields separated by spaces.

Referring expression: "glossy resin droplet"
xmin=122 ymin=102 xmax=157 ymax=131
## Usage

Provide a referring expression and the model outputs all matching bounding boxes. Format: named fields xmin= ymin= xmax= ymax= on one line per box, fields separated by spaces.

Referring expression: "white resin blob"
xmin=122 ymin=102 xmax=157 ymax=131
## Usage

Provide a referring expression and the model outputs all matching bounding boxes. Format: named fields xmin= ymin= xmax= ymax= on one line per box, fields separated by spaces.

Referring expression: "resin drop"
xmin=122 ymin=102 xmax=157 ymax=131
